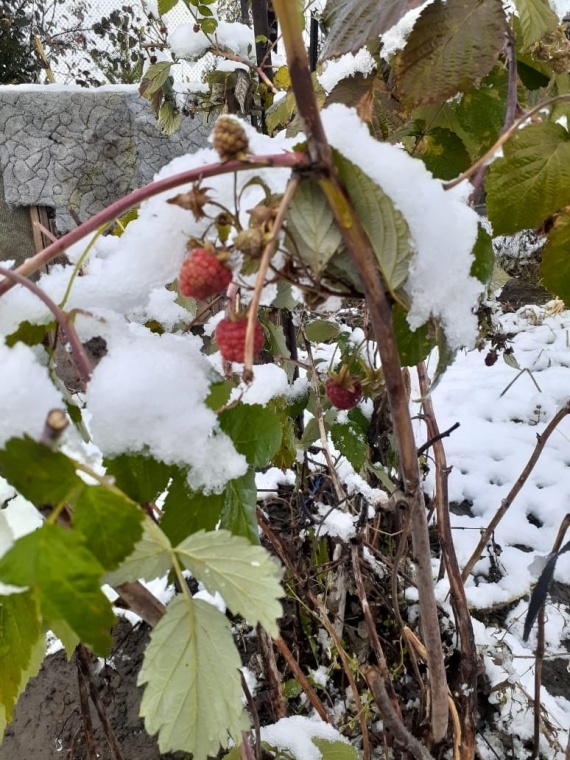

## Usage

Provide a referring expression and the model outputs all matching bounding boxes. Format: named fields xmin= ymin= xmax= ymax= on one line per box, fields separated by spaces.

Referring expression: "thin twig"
xmin=416 ymin=422 xmax=460 ymax=458
xmin=244 ymin=174 xmax=300 ymax=379
xmin=76 ymin=654 xmax=98 ymax=760
xmin=503 ymin=29 xmax=518 ymax=134
xmin=417 ymin=362 xmax=476 ymax=759
xmin=274 ymin=635 xmax=334 ymax=724
xmin=76 ymin=645 xmax=125 ymax=760
xmin=461 ymin=402 xmax=570 ymax=581
xmin=239 ymin=731 xmax=256 ymax=760
xmin=257 ymin=624 xmax=287 ymax=721
xmin=241 ymin=670 xmax=262 ymax=760
xmin=0 ymin=151 xmax=310 ymax=295
xmin=0 ymin=265 xmax=92 ymax=384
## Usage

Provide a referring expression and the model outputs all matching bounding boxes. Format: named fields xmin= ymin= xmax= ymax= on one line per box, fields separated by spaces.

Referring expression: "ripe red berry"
xmin=179 ymin=248 xmax=232 ymax=300
xmin=325 ymin=378 xmax=363 ymax=410
xmin=215 ymin=317 xmax=265 ymax=363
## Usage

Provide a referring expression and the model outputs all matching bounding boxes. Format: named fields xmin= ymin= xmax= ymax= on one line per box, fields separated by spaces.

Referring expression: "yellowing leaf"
xmin=396 ymin=0 xmax=507 ymax=108
xmin=175 ymin=529 xmax=283 ymax=635
xmin=138 ymin=595 xmax=249 ymax=759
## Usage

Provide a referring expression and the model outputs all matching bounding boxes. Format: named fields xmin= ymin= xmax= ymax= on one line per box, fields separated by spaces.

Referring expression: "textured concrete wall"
xmin=0 ymin=86 xmax=210 ymax=236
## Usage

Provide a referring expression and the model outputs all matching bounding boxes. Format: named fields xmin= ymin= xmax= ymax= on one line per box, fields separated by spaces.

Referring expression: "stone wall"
xmin=0 ymin=85 xmax=210 ymax=263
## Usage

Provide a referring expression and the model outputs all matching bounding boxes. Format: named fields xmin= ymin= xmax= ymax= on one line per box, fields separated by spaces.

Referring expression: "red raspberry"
xmin=179 ymin=248 xmax=232 ymax=300
xmin=325 ymin=378 xmax=363 ymax=410
xmin=215 ymin=317 xmax=265 ymax=363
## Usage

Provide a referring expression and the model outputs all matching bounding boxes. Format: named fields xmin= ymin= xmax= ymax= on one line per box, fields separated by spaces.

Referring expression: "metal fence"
xmin=44 ymin=0 xmax=209 ymax=84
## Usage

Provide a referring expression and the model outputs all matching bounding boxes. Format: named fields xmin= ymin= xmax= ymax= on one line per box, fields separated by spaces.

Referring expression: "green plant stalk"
xmin=271 ymin=0 xmax=449 ymax=743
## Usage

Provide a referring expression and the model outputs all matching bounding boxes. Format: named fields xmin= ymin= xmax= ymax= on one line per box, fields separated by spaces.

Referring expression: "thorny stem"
xmin=461 ymin=402 xmax=570 ymax=581
xmin=444 ymin=95 xmax=570 ymax=191
xmin=243 ymin=174 xmax=300 ymax=378
xmin=271 ymin=0 xmax=449 ymax=741
xmin=0 ymin=265 xmax=92 ymax=384
xmin=0 ymin=152 xmax=311 ymax=296
xmin=417 ymin=362 xmax=476 ymax=760
xmin=213 ymin=46 xmax=278 ymax=94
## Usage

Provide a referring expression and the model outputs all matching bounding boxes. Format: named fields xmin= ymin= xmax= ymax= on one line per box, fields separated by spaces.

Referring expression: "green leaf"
xmin=0 ymin=591 xmax=41 ymax=720
xmin=471 ymin=225 xmax=495 ymax=285
xmin=513 ymin=0 xmax=559 ymax=48
xmin=305 ymin=320 xmax=341 ymax=343
xmin=219 ymin=469 xmax=259 ymax=544
xmin=158 ymin=0 xmax=178 ymax=12
xmin=334 ymin=151 xmax=412 ymax=294
xmin=0 ymin=630 xmax=44 ymax=735
xmin=205 ymin=379 xmax=234 ymax=412
xmin=392 ymin=303 xmax=434 ymax=366
xmin=396 ymin=0 xmax=506 ymax=108
xmin=105 ymin=519 xmax=174 ymax=585
xmin=541 ymin=211 xmax=570 ymax=303
xmin=285 ymin=179 xmax=344 ymax=274
xmin=331 ymin=422 xmax=368 ymax=471
xmin=161 ymin=474 xmax=225 ymax=545
xmin=487 ymin=122 xmax=570 ymax=234
xmin=0 ymin=437 xmax=84 ymax=507
xmin=302 ymin=417 xmax=321 ymax=448
xmin=200 ymin=17 xmax=217 ymax=34
xmin=103 ymin=454 xmax=174 ymax=504
xmin=0 ymin=524 xmax=114 ymax=654
xmin=415 ymin=127 xmax=471 ymax=180
xmin=321 ymin=0 xmax=431 ymax=61
xmin=219 ymin=405 xmax=282 ymax=468
xmin=313 ymin=738 xmax=359 ymax=760
xmin=142 ymin=61 xmax=173 ymax=96
xmin=74 ymin=487 xmax=143 ymax=571
xmin=176 ymin=529 xmax=282 ymax=634
xmin=5 ymin=320 xmax=54 ymax=348
xmin=138 ymin=595 xmax=249 ymax=759
xmin=455 ymin=68 xmax=508 ymax=158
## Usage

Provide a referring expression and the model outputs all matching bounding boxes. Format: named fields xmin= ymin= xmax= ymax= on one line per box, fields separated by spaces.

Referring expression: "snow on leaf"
xmin=175 ymin=529 xmax=283 ymax=635
xmin=320 ymin=0 xmax=431 ymax=61
xmin=334 ymin=150 xmax=412 ymax=294
xmin=0 ymin=524 xmax=115 ymax=654
xmin=395 ymin=0 xmax=507 ymax=108
xmin=138 ymin=595 xmax=249 ymax=759
xmin=104 ymin=518 xmax=174 ymax=586
xmin=487 ymin=122 xmax=570 ymax=234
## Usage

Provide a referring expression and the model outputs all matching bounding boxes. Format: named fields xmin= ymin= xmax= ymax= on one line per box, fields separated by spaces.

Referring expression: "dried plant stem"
xmin=244 ymin=174 xmax=300 ymax=378
xmin=362 ymin=664 xmax=435 ymax=760
xmin=272 ymin=0 xmax=448 ymax=740
xmin=462 ymin=402 xmax=570 ymax=582
xmin=0 ymin=265 xmax=92 ymax=384
xmin=0 ymin=151 xmax=310 ymax=296
xmin=256 ymin=624 xmax=287 ymax=722
xmin=113 ymin=581 xmax=166 ymax=628
xmin=274 ymin=635 xmax=334 ymax=724
xmin=417 ymin=362 xmax=476 ymax=759
xmin=76 ymin=655 xmax=98 ymax=760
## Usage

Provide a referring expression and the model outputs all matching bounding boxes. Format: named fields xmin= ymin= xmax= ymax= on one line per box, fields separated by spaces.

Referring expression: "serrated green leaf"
xmin=0 ymin=628 xmax=44 ymax=734
xmin=456 ymin=68 xmax=508 ymax=158
xmin=138 ymin=595 xmax=249 ymax=759
xmin=320 ymin=0 xmax=431 ymax=60
xmin=471 ymin=225 xmax=495 ymax=285
xmin=541 ymin=211 xmax=570 ymax=303
xmin=0 ymin=524 xmax=114 ymax=654
xmin=219 ymin=405 xmax=282 ymax=468
xmin=335 ymin=151 xmax=412 ymax=294
xmin=158 ymin=0 xmax=178 ymax=12
xmin=392 ymin=304 xmax=434 ymax=367
xmin=176 ymin=529 xmax=282 ymax=634
xmin=205 ymin=380 xmax=234 ymax=411
xmin=331 ymin=423 xmax=368 ymax=471
xmin=0 ymin=437 xmax=84 ymax=507
xmin=313 ymin=738 xmax=359 ymax=760
xmin=161 ymin=474 xmax=225 ymax=545
xmin=103 ymin=454 xmax=174 ymax=504
xmin=431 ymin=329 xmax=456 ymax=390
xmin=219 ymin=469 xmax=258 ymax=544
xmin=285 ymin=179 xmax=344 ymax=274
xmin=142 ymin=61 xmax=173 ymax=96
xmin=0 ymin=591 xmax=41 ymax=720
xmin=5 ymin=320 xmax=54 ymax=348
xmin=514 ymin=0 xmax=559 ymax=48
xmin=305 ymin=320 xmax=341 ymax=343
xmin=74 ymin=487 xmax=143 ymax=571
xmin=487 ymin=122 xmax=570 ymax=234
xmin=105 ymin=518 xmax=174 ymax=585
xmin=415 ymin=127 xmax=471 ymax=180
xmin=396 ymin=0 xmax=506 ymax=108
